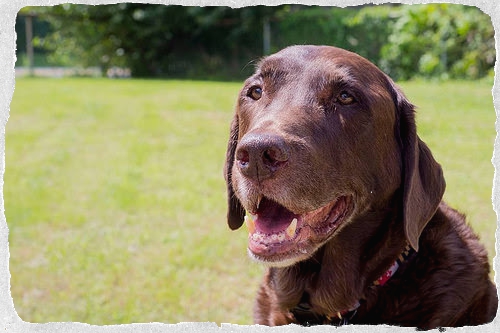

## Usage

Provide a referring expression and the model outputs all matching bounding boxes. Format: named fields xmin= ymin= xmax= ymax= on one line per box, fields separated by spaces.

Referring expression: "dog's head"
xmin=224 ymin=45 xmax=445 ymax=266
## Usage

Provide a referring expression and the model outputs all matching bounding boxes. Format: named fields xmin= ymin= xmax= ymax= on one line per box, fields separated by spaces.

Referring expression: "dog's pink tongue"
xmin=255 ymin=198 xmax=297 ymax=234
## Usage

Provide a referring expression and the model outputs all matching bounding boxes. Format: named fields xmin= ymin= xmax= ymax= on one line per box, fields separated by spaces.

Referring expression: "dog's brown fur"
xmin=224 ymin=45 xmax=497 ymax=329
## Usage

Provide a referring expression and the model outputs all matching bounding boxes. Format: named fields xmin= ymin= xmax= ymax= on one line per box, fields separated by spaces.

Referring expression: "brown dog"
xmin=224 ymin=45 xmax=497 ymax=328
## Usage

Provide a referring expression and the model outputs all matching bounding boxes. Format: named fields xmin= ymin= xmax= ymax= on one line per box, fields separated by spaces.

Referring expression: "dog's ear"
xmin=224 ymin=113 xmax=245 ymax=230
xmin=395 ymin=86 xmax=446 ymax=251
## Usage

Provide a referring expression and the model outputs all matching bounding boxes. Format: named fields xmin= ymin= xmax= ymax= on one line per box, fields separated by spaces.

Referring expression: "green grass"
xmin=399 ymin=80 xmax=497 ymax=250
xmin=6 ymin=78 xmax=496 ymax=325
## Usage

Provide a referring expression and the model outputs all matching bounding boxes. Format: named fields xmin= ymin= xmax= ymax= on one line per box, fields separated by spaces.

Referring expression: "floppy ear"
xmin=396 ymin=88 xmax=446 ymax=251
xmin=224 ymin=113 xmax=245 ymax=230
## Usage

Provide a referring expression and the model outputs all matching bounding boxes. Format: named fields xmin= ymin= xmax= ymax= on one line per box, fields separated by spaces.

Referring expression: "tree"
xmin=32 ymin=4 xmax=282 ymax=78
xmin=27 ymin=4 xmax=494 ymax=80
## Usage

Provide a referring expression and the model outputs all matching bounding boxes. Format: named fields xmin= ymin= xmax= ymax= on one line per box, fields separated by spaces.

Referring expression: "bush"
xmin=380 ymin=4 xmax=495 ymax=80
xmin=23 ymin=4 xmax=495 ymax=80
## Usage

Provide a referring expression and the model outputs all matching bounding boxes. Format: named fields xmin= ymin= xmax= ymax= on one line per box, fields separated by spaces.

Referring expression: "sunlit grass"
xmin=400 ymin=80 xmax=496 ymax=251
xmin=6 ymin=77 xmax=496 ymax=324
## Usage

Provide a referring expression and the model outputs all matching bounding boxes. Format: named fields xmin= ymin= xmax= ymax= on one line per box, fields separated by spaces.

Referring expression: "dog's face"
xmin=225 ymin=45 xmax=444 ymax=267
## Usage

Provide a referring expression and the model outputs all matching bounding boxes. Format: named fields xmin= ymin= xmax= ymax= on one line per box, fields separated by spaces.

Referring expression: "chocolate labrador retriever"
xmin=224 ymin=45 xmax=497 ymax=328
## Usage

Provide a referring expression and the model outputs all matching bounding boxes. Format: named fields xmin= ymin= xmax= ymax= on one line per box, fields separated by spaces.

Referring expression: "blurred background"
xmin=8 ymin=3 xmax=496 ymax=326
xmin=16 ymin=3 xmax=494 ymax=80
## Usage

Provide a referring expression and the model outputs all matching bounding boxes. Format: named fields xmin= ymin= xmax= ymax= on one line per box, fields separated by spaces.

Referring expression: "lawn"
xmin=5 ymin=77 xmax=497 ymax=325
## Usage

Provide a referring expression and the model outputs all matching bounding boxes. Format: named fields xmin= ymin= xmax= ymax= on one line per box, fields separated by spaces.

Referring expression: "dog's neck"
xmin=272 ymin=200 xmax=408 ymax=318
xmin=289 ymin=243 xmax=415 ymax=326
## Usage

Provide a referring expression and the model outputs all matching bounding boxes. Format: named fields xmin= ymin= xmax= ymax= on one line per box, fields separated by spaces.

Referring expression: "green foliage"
xmin=380 ymin=4 xmax=495 ymax=80
xmin=32 ymin=4 xmax=196 ymax=74
xmin=28 ymin=4 xmax=276 ymax=78
xmin=343 ymin=5 xmax=397 ymax=65
xmin=272 ymin=6 xmax=352 ymax=50
xmin=271 ymin=5 xmax=398 ymax=65
xmin=21 ymin=4 xmax=495 ymax=80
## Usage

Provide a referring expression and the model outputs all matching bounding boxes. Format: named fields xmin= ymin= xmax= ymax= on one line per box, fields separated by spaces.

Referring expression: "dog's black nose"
xmin=236 ymin=133 xmax=289 ymax=181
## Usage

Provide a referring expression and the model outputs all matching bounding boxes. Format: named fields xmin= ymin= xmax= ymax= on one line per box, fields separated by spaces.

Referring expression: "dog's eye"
xmin=337 ymin=91 xmax=355 ymax=105
xmin=247 ymin=86 xmax=263 ymax=100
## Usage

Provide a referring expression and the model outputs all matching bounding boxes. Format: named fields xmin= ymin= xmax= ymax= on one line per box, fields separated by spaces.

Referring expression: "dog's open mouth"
xmin=246 ymin=196 xmax=353 ymax=266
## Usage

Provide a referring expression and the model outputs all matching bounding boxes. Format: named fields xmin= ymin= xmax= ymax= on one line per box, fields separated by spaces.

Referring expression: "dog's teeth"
xmin=252 ymin=232 xmax=264 ymax=242
xmin=256 ymin=195 xmax=262 ymax=210
xmin=245 ymin=215 xmax=256 ymax=234
xmin=286 ymin=218 xmax=298 ymax=238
